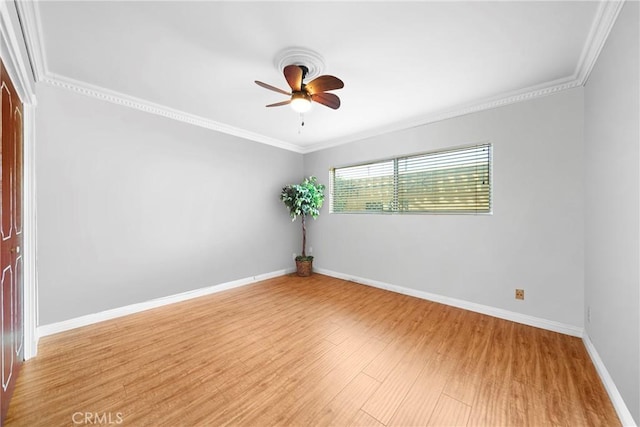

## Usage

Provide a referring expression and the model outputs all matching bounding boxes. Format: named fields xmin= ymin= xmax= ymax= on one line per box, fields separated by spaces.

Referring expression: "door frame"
xmin=0 ymin=1 xmax=37 ymax=359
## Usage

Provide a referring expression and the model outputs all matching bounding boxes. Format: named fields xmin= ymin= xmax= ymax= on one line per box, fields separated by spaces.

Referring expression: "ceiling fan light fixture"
xmin=255 ymin=56 xmax=343 ymax=113
xmin=290 ymin=92 xmax=312 ymax=113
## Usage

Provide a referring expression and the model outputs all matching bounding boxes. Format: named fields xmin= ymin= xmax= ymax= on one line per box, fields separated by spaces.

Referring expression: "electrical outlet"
xmin=292 ymin=253 xmax=297 ymax=260
xmin=515 ymin=289 xmax=524 ymax=300
xmin=309 ymin=246 xmax=313 ymax=254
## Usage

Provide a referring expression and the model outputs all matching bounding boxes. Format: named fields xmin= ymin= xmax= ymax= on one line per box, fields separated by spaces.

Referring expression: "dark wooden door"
xmin=0 ymin=60 xmax=24 ymax=424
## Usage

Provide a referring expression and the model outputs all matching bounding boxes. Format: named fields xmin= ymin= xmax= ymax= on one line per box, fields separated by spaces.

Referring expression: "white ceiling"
xmin=21 ymin=1 xmax=618 ymax=153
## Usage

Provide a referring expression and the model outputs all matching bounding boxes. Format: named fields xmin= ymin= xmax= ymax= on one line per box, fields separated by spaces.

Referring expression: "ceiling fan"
xmin=255 ymin=65 xmax=344 ymax=113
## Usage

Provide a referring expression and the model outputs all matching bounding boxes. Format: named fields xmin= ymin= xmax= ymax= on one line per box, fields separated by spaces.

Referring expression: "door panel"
xmin=13 ymin=107 xmax=21 ymax=237
xmin=12 ymin=103 xmax=22 ymax=364
xmin=14 ymin=254 xmax=22 ymax=358
xmin=1 ymin=266 xmax=13 ymax=392
xmin=0 ymin=60 xmax=24 ymax=424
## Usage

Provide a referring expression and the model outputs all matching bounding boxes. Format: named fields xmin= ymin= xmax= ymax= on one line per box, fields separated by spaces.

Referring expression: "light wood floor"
xmin=7 ymin=274 xmax=619 ymax=426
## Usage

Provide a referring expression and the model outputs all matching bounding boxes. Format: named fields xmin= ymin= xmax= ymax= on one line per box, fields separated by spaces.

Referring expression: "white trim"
xmin=577 ymin=4 xmax=634 ymax=424
xmin=15 ymin=0 xmax=623 ymax=154
xmin=299 ymin=0 xmax=623 ymax=157
xmin=301 ymin=76 xmax=581 ymax=154
xmin=574 ymin=0 xmax=625 ymax=86
xmin=42 ymin=73 xmax=304 ymax=153
xmin=22 ymin=104 xmax=37 ymax=359
xmin=583 ymin=333 xmax=637 ymax=426
xmin=35 ymin=266 xmax=636 ymax=426
xmin=314 ymin=267 xmax=584 ymax=337
xmin=15 ymin=0 xmax=303 ymax=152
xmin=0 ymin=0 xmax=36 ymax=103
xmin=317 ymin=267 xmax=638 ymax=423
xmin=13 ymin=0 xmax=46 ymax=82
xmin=37 ymin=268 xmax=295 ymax=338
xmin=0 ymin=0 xmax=38 ymax=361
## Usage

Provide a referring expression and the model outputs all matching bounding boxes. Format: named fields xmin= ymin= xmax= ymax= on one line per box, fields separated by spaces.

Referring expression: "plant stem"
xmin=301 ymin=214 xmax=306 ymax=257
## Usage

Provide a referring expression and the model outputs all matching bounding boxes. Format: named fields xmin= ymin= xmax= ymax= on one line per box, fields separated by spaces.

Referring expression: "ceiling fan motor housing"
xmin=256 ymin=48 xmax=343 ymax=111
xmin=292 ymin=91 xmax=311 ymax=102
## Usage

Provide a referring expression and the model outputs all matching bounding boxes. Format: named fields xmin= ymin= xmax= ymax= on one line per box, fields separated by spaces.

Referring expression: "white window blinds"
xmin=331 ymin=143 xmax=491 ymax=214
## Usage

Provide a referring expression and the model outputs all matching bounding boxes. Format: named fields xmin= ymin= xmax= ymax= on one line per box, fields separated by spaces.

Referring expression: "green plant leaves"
xmin=280 ymin=176 xmax=326 ymax=221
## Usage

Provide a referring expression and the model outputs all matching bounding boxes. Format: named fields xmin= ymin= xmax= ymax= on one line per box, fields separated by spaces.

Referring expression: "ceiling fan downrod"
xmin=298 ymin=65 xmax=309 ymax=84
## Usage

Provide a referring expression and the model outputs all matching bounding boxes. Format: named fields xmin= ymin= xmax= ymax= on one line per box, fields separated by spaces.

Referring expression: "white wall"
xmin=304 ymin=88 xmax=585 ymax=327
xmin=36 ymin=83 xmax=303 ymax=325
xmin=584 ymin=1 xmax=639 ymax=423
xmin=29 ymin=4 xmax=638 ymax=419
xmin=2 ymin=0 xmax=39 ymax=358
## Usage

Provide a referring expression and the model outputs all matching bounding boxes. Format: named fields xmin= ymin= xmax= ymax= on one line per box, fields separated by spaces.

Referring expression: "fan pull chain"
xmin=298 ymin=113 xmax=305 ymax=134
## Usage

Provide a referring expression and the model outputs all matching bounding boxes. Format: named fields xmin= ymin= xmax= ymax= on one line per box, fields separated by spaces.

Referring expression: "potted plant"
xmin=280 ymin=176 xmax=326 ymax=277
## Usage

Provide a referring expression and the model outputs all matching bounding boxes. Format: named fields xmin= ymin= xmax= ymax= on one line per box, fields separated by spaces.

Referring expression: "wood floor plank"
xmin=361 ymin=333 xmax=433 ymax=425
xmin=326 ymin=326 xmax=352 ymax=345
xmin=564 ymin=335 xmax=620 ymax=423
xmin=426 ymin=394 xmax=471 ymax=426
xmin=481 ymin=317 xmax=516 ymax=385
xmin=5 ymin=274 xmax=621 ymax=426
xmin=349 ymin=410 xmax=386 ymax=427
xmin=387 ymin=352 xmax=456 ymax=426
xmin=509 ymin=377 xmax=553 ymax=426
xmin=442 ymin=314 xmax=496 ymax=405
xmin=434 ymin=306 xmax=472 ymax=358
xmin=467 ymin=376 xmax=512 ymax=426
xmin=532 ymin=326 xmax=589 ymax=426
xmin=283 ymin=337 xmax=387 ymax=426
xmin=308 ymin=372 xmax=381 ymax=427
xmin=212 ymin=332 xmax=372 ymax=426
xmin=362 ymin=336 xmax=409 ymax=382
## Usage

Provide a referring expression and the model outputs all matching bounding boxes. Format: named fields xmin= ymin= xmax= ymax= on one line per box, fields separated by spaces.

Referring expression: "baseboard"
xmin=35 ymin=266 xmax=635 ymax=425
xmin=583 ymin=334 xmax=637 ymax=426
xmin=314 ymin=267 xmax=584 ymax=337
xmin=316 ymin=267 xmax=639 ymax=424
xmin=37 ymin=268 xmax=295 ymax=338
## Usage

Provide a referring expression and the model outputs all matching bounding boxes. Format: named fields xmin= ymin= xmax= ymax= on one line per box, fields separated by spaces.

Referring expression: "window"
xmin=330 ymin=143 xmax=491 ymax=214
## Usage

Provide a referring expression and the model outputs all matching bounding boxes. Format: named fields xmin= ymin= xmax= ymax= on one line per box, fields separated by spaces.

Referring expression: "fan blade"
xmin=266 ymin=100 xmax=291 ymax=107
xmin=311 ymin=93 xmax=341 ymax=110
xmin=305 ymin=75 xmax=344 ymax=95
xmin=283 ymin=65 xmax=303 ymax=91
xmin=255 ymin=81 xmax=291 ymax=96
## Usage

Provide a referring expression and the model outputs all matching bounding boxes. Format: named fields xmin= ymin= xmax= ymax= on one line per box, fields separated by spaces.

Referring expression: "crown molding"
xmin=16 ymin=0 xmax=626 ymax=155
xmin=43 ymin=73 xmax=303 ymax=153
xmin=574 ymin=0 xmax=625 ymax=86
xmin=14 ymin=0 xmax=47 ymax=82
xmin=302 ymin=1 xmax=626 ymax=154
xmin=16 ymin=1 xmax=302 ymax=153
xmin=301 ymin=75 xmax=582 ymax=154
xmin=0 ymin=0 xmax=36 ymax=102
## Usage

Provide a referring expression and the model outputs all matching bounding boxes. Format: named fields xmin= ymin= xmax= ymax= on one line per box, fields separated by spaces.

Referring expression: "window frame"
xmin=329 ymin=142 xmax=493 ymax=215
